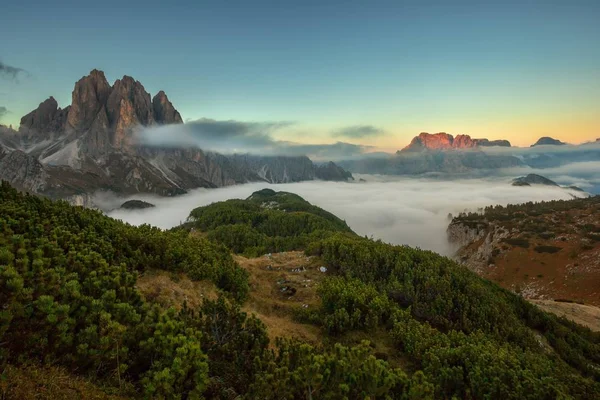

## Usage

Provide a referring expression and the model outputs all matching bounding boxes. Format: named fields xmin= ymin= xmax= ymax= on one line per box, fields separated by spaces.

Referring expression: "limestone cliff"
xmin=402 ymin=132 xmax=512 ymax=152
xmin=0 ymin=69 xmax=352 ymax=205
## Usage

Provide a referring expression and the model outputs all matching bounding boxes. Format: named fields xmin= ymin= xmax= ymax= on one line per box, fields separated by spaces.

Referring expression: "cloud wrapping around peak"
xmin=332 ymin=125 xmax=385 ymax=139
xmin=138 ymin=118 xmax=373 ymax=161
xmin=0 ymin=61 xmax=28 ymax=81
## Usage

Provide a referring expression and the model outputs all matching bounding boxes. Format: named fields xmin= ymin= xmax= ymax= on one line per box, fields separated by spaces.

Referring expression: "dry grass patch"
xmin=136 ymin=270 xmax=218 ymax=310
xmin=529 ymin=299 xmax=600 ymax=332
xmin=235 ymin=251 xmax=328 ymax=345
xmin=0 ymin=364 xmax=131 ymax=400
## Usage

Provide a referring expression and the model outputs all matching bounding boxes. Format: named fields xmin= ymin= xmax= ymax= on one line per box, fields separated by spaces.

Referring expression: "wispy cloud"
xmin=0 ymin=61 xmax=28 ymax=81
xmin=332 ymin=125 xmax=385 ymax=139
xmin=0 ymin=106 xmax=8 ymax=121
xmin=138 ymin=118 xmax=373 ymax=160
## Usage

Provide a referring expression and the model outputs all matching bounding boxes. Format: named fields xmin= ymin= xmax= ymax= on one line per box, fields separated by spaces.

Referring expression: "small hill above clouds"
xmin=512 ymin=174 xmax=588 ymax=193
xmin=184 ymin=188 xmax=354 ymax=256
xmin=531 ymin=136 xmax=567 ymax=146
xmin=0 ymin=70 xmax=352 ymax=204
xmin=512 ymin=174 xmax=560 ymax=187
xmin=120 ymin=199 xmax=155 ymax=209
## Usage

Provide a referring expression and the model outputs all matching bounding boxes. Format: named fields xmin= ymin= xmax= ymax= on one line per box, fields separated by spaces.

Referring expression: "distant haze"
xmin=106 ymin=176 xmax=584 ymax=256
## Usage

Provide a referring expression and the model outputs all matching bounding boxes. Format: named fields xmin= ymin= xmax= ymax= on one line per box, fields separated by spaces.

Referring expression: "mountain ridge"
xmin=0 ymin=70 xmax=353 ymax=205
xmin=401 ymin=132 xmax=512 ymax=152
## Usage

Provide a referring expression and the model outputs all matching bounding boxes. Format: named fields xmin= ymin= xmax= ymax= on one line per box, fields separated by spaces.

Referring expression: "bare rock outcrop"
xmin=0 ymin=149 xmax=48 ymax=192
xmin=106 ymin=76 xmax=155 ymax=148
xmin=19 ymin=97 xmax=69 ymax=141
xmin=447 ymin=219 xmax=510 ymax=273
xmin=315 ymin=161 xmax=354 ymax=181
xmin=153 ymin=91 xmax=183 ymax=124
xmin=402 ymin=132 xmax=512 ymax=152
xmin=0 ymin=69 xmax=353 ymax=205
xmin=67 ymin=69 xmax=111 ymax=133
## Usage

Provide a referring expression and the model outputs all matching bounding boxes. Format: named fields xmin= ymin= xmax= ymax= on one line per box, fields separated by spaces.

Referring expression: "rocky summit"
xmin=531 ymin=136 xmax=566 ymax=146
xmin=401 ymin=132 xmax=511 ymax=152
xmin=0 ymin=70 xmax=353 ymax=206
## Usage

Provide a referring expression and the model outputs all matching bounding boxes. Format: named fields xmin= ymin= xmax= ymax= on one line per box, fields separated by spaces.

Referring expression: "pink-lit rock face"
xmin=402 ymin=132 xmax=511 ymax=152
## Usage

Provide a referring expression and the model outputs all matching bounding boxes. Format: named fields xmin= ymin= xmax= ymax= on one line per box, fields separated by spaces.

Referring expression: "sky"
xmin=1 ymin=0 xmax=599 ymax=150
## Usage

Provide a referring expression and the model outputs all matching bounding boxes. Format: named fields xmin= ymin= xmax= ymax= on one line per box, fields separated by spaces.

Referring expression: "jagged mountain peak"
xmin=1 ymin=69 xmax=353 ymax=203
xmin=67 ymin=69 xmax=111 ymax=133
xmin=107 ymin=74 xmax=154 ymax=147
xmin=19 ymin=96 xmax=69 ymax=140
xmin=20 ymin=96 xmax=59 ymax=128
xmin=153 ymin=90 xmax=183 ymax=124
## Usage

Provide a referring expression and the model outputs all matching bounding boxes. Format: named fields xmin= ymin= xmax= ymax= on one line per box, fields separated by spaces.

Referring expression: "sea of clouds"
xmin=105 ymin=175 xmax=585 ymax=256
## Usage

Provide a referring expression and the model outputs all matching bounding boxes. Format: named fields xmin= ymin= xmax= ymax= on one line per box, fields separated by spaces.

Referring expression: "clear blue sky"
xmin=1 ymin=0 xmax=599 ymax=148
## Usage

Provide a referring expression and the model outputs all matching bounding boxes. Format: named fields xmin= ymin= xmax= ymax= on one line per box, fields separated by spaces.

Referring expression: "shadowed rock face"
xmin=0 ymin=69 xmax=352 ymax=205
xmin=0 ymin=149 xmax=48 ymax=192
xmin=19 ymin=97 xmax=70 ymax=140
xmin=67 ymin=69 xmax=111 ymax=133
xmin=153 ymin=91 xmax=183 ymax=124
xmin=512 ymin=174 xmax=559 ymax=187
xmin=20 ymin=97 xmax=59 ymax=132
xmin=315 ymin=161 xmax=354 ymax=181
xmin=531 ymin=137 xmax=566 ymax=147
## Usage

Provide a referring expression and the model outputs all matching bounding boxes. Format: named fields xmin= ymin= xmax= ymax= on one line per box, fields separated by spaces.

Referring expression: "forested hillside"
xmin=184 ymin=188 xmax=354 ymax=256
xmin=1 ymin=182 xmax=600 ymax=399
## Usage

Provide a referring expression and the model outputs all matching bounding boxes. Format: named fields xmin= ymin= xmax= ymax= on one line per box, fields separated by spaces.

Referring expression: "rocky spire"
xmin=19 ymin=96 xmax=69 ymax=140
xmin=106 ymin=75 xmax=154 ymax=148
xmin=152 ymin=90 xmax=183 ymax=124
xmin=20 ymin=97 xmax=58 ymax=130
xmin=66 ymin=69 xmax=111 ymax=133
xmin=18 ymin=69 xmax=181 ymax=151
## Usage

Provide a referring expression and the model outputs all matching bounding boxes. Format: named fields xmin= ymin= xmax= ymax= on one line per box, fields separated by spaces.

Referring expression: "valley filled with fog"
xmin=106 ymin=176 xmax=584 ymax=256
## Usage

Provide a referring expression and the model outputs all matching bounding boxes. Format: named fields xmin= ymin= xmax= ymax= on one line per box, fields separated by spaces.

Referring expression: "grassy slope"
xmin=3 ymin=184 xmax=600 ymax=398
xmin=452 ymin=196 xmax=600 ymax=305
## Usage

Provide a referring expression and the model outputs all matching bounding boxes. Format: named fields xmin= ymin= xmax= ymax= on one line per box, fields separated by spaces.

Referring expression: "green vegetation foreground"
xmin=1 ymin=183 xmax=599 ymax=399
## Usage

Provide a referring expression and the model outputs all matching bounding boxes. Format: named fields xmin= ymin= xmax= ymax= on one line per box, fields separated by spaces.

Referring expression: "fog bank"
xmin=106 ymin=176 xmax=585 ymax=256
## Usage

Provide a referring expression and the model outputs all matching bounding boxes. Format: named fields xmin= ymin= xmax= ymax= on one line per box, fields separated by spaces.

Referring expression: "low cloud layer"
xmin=332 ymin=125 xmax=385 ymax=139
xmin=497 ymin=161 xmax=600 ymax=193
xmin=138 ymin=119 xmax=373 ymax=160
xmin=0 ymin=106 xmax=8 ymax=120
xmin=0 ymin=61 xmax=28 ymax=81
xmin=481 ymin=141 xmax=600 ymax=155
xmin=106 ymin=176 xmax=584 ymax=256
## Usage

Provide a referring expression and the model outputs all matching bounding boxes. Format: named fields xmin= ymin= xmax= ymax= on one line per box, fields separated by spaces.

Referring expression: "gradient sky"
xmin=1 ymin=0 xmax=599 ymax=150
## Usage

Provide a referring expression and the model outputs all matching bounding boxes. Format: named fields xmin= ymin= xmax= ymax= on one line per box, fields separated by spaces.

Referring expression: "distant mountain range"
xmin=339 ymin=132 xmax=600 ymax=176
xmin=0 ymin=70 xmax=352 ymax=205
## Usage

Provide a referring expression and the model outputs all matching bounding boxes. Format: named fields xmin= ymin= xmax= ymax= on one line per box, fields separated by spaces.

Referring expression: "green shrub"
xmin=534 ymin=245 xmax=562 ymax=254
